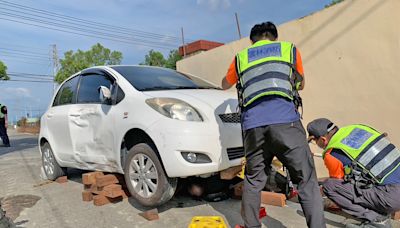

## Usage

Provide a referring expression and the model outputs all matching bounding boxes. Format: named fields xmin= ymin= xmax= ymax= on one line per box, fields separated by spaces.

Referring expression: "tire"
xmin=124 ymin=143 xmax=177 ymax=207
xmin=41 ymin=142 xmax=66 ymax=180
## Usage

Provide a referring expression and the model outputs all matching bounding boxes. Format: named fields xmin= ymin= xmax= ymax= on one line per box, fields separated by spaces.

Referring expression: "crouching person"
xmin=307 ymin=118 xmax=400 ymax=228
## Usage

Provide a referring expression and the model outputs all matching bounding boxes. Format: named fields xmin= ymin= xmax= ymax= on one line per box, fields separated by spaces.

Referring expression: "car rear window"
xmin=111 ymin=66 xmax=219 ymax=91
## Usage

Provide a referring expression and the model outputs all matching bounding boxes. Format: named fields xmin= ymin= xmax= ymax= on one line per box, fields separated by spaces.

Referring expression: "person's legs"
xmin=0 ymin=122 xmax=10 ymax=146
xmin=355 ymin=184 xmax=400 ymax=216
xmin=323 ymin=178 xmax=383 ymax=222
xmin=269 ymin=121 xmax=326 ymax=228
xmin=242 ymin=126 xmax=272 ymax=228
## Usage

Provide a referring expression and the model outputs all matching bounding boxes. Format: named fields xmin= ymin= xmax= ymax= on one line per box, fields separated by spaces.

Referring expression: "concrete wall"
xmin=177 ymin=0 xmax=400 ymax=177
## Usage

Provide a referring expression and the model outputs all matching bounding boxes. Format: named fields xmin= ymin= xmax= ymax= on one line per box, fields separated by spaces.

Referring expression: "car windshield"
xmin=111 ymin=66 xmax=220 ymax=91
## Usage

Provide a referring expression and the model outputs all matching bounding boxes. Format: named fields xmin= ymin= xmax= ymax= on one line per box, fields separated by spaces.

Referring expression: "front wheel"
xmin=41 ymin=142 xmax=66 ymax=180
xmin=124 ymin=143 xmax=177 ymax=207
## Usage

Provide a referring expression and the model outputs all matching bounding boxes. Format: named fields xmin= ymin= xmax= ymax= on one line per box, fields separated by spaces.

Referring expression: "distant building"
xmin=26 ymin=117 xmax=40 ymax=127
xmin=179 ymin=40 xmax=224 ymax=58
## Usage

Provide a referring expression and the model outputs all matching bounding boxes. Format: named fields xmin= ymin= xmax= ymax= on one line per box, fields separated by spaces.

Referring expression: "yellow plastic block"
xmin=237 ymin=157 xmax=246 ymax=179
xmin=188 ymin=216 xmax=227 ymax=228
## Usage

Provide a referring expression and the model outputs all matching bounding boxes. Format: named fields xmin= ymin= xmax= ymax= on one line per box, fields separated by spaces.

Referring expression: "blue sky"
xmin=0 ymin=0 xmax=332 ymax=123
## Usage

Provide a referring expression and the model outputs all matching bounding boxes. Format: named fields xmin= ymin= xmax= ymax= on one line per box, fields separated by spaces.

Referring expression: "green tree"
xmin=0 ymin=60 xmax=9 ymax=80
xmin=141 ymin=49 xmax=182 ymax=70
xmin=141 ymin=50 xmax=166 ymax=67
xmin=165 ymin=50 xmax=182 ymax=70
xmin=55 ymin=43 xmax=123 ymax=84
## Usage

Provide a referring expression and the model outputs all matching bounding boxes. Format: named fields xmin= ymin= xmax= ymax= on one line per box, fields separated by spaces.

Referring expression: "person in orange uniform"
xmin=221 ymin=21 xmax=325 ymax=228
xmin=307 ymin=118 xmax=400 ymax=228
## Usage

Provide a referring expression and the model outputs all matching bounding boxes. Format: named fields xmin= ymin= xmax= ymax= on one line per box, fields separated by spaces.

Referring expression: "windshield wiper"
xmin=141 ymin=86 xmax=171 ymax=91
xmin=141 ymin=86 xmax=220 ymax=91
xmin=172 ymin=86 xmax=199 ymax=90
xmin=197 ymin=86 xmax=221 ymax=90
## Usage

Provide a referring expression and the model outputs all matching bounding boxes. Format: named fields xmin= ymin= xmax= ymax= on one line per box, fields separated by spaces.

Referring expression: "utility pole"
xmin=51 ymin=44 xmax=60 ymax=93
xmin=181 ymin=27 xmax=186 ymax=57
xmin=235 ymin=12 xmax=242 ymax=39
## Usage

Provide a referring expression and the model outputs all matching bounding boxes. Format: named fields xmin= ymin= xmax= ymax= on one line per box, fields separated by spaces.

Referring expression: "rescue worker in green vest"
xmin=0 ymin=103 xmax=10 ymax=147
xmin=221 ymin=21 xmax=326 ymax=228
xmin=307 ymin=118 xmax=400 ymax=228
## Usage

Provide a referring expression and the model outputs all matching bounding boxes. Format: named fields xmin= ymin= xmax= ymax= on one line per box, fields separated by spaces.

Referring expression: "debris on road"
xmin=260 ymin=191 xmax=286 ymax=207
xmin=55 ymin=176 xmax=68 ymax=184
xmin=81 ymin=172 xmax=130 ymax=206
xmin=33 ymin=180 xmax=53 ymax=188
xmin=139 ymin=208 xmax=159 ymax=221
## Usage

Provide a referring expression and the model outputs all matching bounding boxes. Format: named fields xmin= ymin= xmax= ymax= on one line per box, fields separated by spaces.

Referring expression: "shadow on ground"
xmin=0 ymin=136 xmax=38 ymax=156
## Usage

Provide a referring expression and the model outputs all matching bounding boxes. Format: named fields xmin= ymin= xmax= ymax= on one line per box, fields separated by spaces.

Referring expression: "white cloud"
xmin=197 ymin=0 xmax=232 ymax=11
xmin=4 ymin=87 xmax=32 ymax=98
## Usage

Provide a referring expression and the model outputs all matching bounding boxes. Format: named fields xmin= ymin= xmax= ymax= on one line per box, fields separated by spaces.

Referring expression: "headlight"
xmin=145 ymin=98 xmax=203 ymax=122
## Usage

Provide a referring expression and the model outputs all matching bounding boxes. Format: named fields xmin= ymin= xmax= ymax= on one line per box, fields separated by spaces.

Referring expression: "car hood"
xmin=142 ymin=89 xmax=239 ymax=114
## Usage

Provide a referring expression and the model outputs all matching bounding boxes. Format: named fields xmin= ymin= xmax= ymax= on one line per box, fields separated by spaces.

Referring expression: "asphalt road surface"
xmin=1 ymin=130 xmax=399 ymax=228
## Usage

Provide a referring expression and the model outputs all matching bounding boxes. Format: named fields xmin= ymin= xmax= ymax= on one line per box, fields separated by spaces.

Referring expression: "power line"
xmin=8 ymin=75 xmax=54 ymax=80
xmin=0 ymin=10 xmax=177 ymax=48
xmin=0 ymin=57 xmax=50 ymax=65
xmin=2 ymin=79 xmax=53 ymax=83
xmin=0 ymin=0 xmax=187 ymax=42
xmin=0 ymin=0 xmax=190 ymax=49
xmin=0 ymin=16 xmax=174 ymax=50
xmin=0 ymin=40 xmax=53 ymax=52
xmin=0 ymin=51 xmax=50 ymax=60
xmin=0 ymin=6 xmax=182 ymax=44
xmin=8 ymin=72 xmax=53 ymax=78
xmin=0 ymin=47 xmax=49 ymax=57
xmin=0 ymin=52 xmax=50 ymax=61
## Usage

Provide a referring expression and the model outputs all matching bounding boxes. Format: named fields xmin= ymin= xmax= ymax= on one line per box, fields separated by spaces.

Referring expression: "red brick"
xmin=260 ymin=191 xmax=286 ymax=207
xmin=82 ymin=190 xmax=93 ymax=202
xmin=90 ymin=184 xmax=124 ymax=198
xmin=84 ymin=184 xmax=92 ymax=190
xmin=139 ymin=209 xmax=159 ymax=221
xmin=95 ymin=174 xmax=119 ymax=187
xmin=97 ymin=183 xmax=122 ymax=192
xmin=101 ymin=184 xmax=124 ymax=198
xmin=93 ymin=195 xmax=123 ymax=206
xmin=82 ymin=172 xmax=104 ymax=185
xmin=55 ymin=176 xmax=68 ymax=184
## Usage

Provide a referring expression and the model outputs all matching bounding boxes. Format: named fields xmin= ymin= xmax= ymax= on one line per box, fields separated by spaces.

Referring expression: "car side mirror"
xmin=98 ymin=86 xmax=112 ymax=104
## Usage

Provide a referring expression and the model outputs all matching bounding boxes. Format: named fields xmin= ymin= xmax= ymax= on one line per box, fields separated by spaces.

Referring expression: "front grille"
xmin=219 ymin=113 xmax=240 ymax=123
xmin=227 ymin=147 xmax=244 ymax=160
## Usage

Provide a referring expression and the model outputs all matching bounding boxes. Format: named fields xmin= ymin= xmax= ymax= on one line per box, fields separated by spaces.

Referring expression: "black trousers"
xmin=242 ymin=121 xmax=326 ymax=228
xmin=0 ymin=118 xmax=10 ymax=146
xmin=323 ymin=178 xmax=400 ymax=222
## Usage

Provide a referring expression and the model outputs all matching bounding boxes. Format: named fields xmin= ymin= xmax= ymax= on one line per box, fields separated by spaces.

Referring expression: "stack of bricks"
xmin=81 ymin=171 xmax=130 ymax=206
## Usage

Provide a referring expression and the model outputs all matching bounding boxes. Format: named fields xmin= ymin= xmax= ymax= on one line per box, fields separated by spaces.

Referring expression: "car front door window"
xmin=77 ymin=73 xmax=113 ymax=104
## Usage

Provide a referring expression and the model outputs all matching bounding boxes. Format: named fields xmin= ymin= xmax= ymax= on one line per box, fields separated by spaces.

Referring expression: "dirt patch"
xmin=0 ymin=195 xmax=41 ymax=221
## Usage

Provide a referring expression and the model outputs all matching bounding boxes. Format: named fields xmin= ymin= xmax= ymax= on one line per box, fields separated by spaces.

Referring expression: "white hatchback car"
xmin=39 ymin=65 xmax=243 ymax=206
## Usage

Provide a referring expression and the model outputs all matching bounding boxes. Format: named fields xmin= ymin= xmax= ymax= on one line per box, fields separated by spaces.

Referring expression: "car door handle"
xmin=47 ymin=113 xmax=54 ymax=118
xmin=69 ymin=113 xmax=81 ymax=117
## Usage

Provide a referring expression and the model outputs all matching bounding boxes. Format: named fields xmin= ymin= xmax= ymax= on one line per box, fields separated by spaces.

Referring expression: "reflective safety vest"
xmin=324 ymin=124 xmax=400 ymax=184
xmin=0 ymin=104 xmax=5 ymax=119
xmin=236 ymin=40 xmax=300 ymax=107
